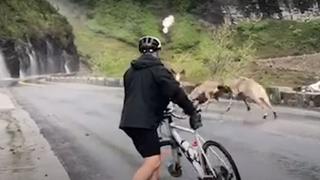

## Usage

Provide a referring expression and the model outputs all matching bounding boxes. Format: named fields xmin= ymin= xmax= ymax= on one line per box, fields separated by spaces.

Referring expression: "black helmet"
xmin=138 ymin=36 xmax=162 ymax=53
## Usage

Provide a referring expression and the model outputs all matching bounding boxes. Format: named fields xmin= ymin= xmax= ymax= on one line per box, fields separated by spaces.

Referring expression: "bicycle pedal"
xmin=168 ymin=163 xmax=182 ymax=177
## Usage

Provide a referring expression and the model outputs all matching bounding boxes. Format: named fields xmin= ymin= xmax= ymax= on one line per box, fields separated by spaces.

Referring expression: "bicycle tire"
xmin=202 ymin=140 xmax=241 ymax=180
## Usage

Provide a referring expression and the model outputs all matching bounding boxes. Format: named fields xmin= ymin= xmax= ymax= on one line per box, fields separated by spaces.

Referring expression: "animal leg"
xmin=200 ymin=99 xmax=212 ymax=111
xmin=205 ymin=99 xmax=215 ymax=111
xmin=238 ymin=92 xmax=251 ymax=111
xmin=226 ymin=95 xmax=234 ymax=112
xmin=204 ymin=102 xmax=210 ymax=112
xmin=262 ymin=113 xmax=268 ymax=120
xmin=200 ymin=100 xmax=208 ymax=110
xmin=259 ymin=98 xmax=277 ymax=119
xmin=201 ymin=92 xmax=213 ymax=111
xmin=244 ymin=99 xmax=251 ymax=111
xmin=193 ymin=100 xmax=200 ymax=107
xmin=254 ymin=98 xmax=268 ymax=119
xmin=273 ymin=111 xmax=278 ymax=119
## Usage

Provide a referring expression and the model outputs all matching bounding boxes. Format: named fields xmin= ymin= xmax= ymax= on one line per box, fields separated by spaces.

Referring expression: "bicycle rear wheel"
xmin=202 ymin=140 xmax=241 ymax=180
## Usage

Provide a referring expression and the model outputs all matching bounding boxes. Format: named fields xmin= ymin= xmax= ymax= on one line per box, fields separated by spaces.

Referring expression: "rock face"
xmin=190 ymin=0 xmax=320 ymax=25
xmin=0 ymin=35 xmax=79 ymax=78
xmin=0 ymin=0 xmax=79 ymax=78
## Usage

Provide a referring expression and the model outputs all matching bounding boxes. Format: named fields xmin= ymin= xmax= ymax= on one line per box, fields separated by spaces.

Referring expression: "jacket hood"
xmin=131 ymin=54 xmax=163 ymax=70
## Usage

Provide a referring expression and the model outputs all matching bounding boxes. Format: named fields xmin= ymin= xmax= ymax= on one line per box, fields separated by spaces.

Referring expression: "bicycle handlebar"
xmin=170 ymin=112 xmax=188 ymax=119
xmin=163 ymin=104 xmax=203 ymax=132
xmin=165 ymin=103 xmax=201 ymax=120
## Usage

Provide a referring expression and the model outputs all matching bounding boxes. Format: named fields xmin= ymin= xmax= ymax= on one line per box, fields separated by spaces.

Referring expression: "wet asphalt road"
xmin=10 ymin=82 xmax=320 ymax=180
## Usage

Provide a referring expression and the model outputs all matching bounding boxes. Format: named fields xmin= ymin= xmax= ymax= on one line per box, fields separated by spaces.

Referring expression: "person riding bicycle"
xmin=120 ymin=36 xmax=202 ymax=180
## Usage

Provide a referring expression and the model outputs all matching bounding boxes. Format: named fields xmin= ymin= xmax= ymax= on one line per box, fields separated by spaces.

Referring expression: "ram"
xmin=217 ymin=77 xmax=277 ymax=119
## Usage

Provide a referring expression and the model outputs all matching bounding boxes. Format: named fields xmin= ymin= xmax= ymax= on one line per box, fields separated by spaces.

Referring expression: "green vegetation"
xmin=72 ymin=0 xmax=254 ymax=82
xmin=88 ymin=0 xmax=163 ymax=46
xmin=74 ymin=27 xmax=137 ymax=76
xmin=235 ymin=19 xmax=320 ymax=58
xmin=1 ymin=0 xmax=319 ymax=86
xmin=68 ymin=0 xmax=320 ymax=85
xmin=0 ymin=0 xmax=72 ymax=47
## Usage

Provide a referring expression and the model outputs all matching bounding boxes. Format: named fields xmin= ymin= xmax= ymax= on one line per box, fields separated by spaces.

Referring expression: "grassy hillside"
xmin=68 ymin=0 xmax=254 ymax=82
xmin=65 ymin=0 xmax=320 ymax=85
xmin=74 ymin=27 xmax=137 ymax=76
xmin=235 ymin=19 xmax=320 ymax=58
xmin=0 ymin=0 xmax=72 ymax=47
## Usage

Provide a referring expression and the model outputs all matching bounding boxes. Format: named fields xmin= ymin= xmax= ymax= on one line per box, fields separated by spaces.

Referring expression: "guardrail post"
xmin=266 ymin=87 xmax=281 ymax=105
xmin=313 ymin=94 xmax=320 ymax=107
xmin=295 ymin=93 xmax=305 ymax=108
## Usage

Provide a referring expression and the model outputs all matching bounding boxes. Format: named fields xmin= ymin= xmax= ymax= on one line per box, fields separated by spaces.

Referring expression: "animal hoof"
xmin=273 ymin=112 xmax=277 ymax=119
xmin=247 ymin=107 xmax=251 ymax=111
xmin=226 ymin=108 xmax=230 ymax=112
xmin=263 ymin=115 xmax=267 ymax=119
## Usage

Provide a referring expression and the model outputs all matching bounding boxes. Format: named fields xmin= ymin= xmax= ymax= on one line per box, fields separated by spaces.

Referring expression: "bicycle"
xmin=158 ymin=105 xmax=241 ymax=180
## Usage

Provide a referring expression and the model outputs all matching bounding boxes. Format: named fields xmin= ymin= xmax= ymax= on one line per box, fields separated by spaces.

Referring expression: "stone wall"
xmin=43 ymin=75 xmax=320 ymax=108
xmin=266 ymin=86 xmax=320 ymax=108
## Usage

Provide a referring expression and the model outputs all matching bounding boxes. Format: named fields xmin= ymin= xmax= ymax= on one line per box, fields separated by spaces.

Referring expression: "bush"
xmin=197 ymin=26 xmax=255 ymax=81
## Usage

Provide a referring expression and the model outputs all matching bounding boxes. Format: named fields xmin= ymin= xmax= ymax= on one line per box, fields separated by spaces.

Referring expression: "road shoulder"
xmin=0 ymin=89 xmax=70 ymax=180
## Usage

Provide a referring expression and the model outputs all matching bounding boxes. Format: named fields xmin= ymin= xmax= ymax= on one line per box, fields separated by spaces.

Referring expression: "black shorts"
xmin=123 ymin=128 xmax=161 ymax=158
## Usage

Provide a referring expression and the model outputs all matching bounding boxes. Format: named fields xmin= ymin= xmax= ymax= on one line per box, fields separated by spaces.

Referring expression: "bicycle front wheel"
xmin=202 ymin=140 xmax=241 ymax=180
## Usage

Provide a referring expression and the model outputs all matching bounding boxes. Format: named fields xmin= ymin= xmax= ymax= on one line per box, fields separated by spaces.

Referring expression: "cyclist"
xmin=120 ymin=36 xmax=202 ymax=180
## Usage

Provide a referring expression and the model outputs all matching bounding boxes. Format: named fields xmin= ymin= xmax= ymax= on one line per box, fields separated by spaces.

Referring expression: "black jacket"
xmin=119 ymin=54 xmax=196 ymax=129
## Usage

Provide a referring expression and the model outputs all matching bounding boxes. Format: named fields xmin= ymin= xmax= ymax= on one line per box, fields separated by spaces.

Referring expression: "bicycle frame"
xmin=159 ymin=115 xmax=217 ymax=179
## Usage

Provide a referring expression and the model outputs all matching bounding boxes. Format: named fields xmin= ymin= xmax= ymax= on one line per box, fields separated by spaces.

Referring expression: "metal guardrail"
xmin=266 ymin=87 xmax=320 ymax=108
xmin=45 ymin=75 xmax=123 ymax=87
xmin=45 ymin=75 xmax=320 ymax=108
xmin=0 ymin=73 xmax=77 ymax=87
xmin=4 ymin=73 xmax=319 ymax=108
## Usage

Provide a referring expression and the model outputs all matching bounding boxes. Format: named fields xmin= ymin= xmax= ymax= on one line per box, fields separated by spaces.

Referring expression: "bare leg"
xmin=133 ymin=155 xmax=161 ymax=180
xmin=150 ymin=166 xmax=160 ymax=180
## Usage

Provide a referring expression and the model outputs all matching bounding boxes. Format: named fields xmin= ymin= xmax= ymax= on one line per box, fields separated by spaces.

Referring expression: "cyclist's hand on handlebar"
xmin=189 ymin=111 xmax=202 ymax=130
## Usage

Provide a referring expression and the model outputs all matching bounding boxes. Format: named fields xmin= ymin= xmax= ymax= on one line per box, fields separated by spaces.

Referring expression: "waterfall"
xmin=27 ymin=47 xmax=39 ymax=75
xmin=0 ymin=51 xmax=10 ymax=79
xmin=64 ymin=62 xmax=71 ymax=74
xmin=19 ymin=68 xmax=26 ymax=78
xmin=46 ymin=40 xmax=56 ymax=73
